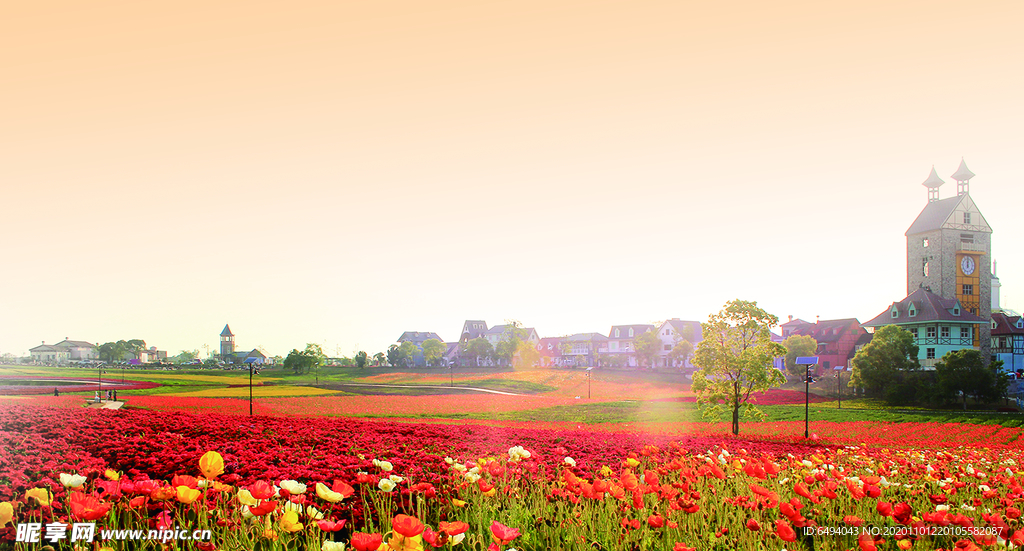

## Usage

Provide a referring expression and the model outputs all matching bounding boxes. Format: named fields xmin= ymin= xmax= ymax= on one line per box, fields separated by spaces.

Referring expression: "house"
xmin=780 ymin=317 xmax=815 ymax=338
xmin=862 ymin=287 xmax=987 ymax=369
xmin=234 ymin=349 xmax=267 ymax=365
xmin=536 ymin=337 xmax=564 ymax=367
xmin=654 ymin=319 xmax=703 ymax=369
xmin=785 ymin=318 xmax=867 ymax=375
xmin=603 ymin=324 xmax=655 ymax=368
xmin=560 ymin=333 xmax=608 ymax=367
xmin=30 ymin=339 xmax=97 ymax=364
xmin=396 ymin=331 xmax=445 ymax=367
xmin=991 ymin=310 xmax=1024 ymax=373
xmin=135 ymin=346 xmax=168 ymax=363
xmin=459 ymin=321 xmax=488 ymax=343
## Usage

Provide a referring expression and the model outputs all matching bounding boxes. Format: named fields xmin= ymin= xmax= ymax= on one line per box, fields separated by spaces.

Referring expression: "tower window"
xmin=922 ymin=261 xmax=929 ymax=277
xmin=961 ymin=233 xmax=974 ymax=244
xmin=628 ymin=328 xmax=634 ymax=338
xmin=927 ymin=327 xmax=936 ymax=339
xmin=964 ymin=212 xmax=972 ymax=224
xmin=941 ymin=326 xmax=950 ymax=338
xmin=963 ymin=284 xmax=974 ymax=296
xmin=922 ymin=238 xmax=929 ymax=247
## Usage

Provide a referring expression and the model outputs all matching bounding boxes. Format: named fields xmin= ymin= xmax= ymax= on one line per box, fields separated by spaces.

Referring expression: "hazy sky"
xmin=2 ymin=0 xmax=1022 ymax=358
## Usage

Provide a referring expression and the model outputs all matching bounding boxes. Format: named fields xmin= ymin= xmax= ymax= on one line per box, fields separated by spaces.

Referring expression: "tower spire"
xmin=952 ymin=158 xmax=974 ymax=196
xmin=921 ymin=166 xmax=944 ymax=202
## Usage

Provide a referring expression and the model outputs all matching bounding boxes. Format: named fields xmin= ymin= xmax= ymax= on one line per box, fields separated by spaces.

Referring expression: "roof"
xmin=30 ymin=344 xmax=59 ymax=352
xmin=781 ymin=318 xmax=813 ymax=327
xmin=220 ymin=324 xmax=234 ymax=337
xmin=992 ymin=312 xmax=1024 ymax=336
xmin=564 ymin=333 xmax=609 ymax=342
xmin=905 ymin=195 xmax=962 ymax=235
xmin=788 ymin=318 xmax=863 ymax=343
xmin=951 ymin=158 xmax=976 ymax=181
xmin=659 ymin=319 xmax=704 ymax=341
xmin=862 ymin=288 xmax=987 ymax=327
xmin=921 ymin=166 xmax=945 ymax=188
xmin=460 ymin=320 xmax=488 ymax=340
xmin=608 ymin=324 xmax=655 ymax=339
xmin=397 ymin=331 xmax=443 ymax=343
xmin=55 ymin=339 xmax=96 ymax=348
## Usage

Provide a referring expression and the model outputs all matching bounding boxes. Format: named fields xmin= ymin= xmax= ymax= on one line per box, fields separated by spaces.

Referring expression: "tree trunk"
xmin=732 ymin=405 xmax=740 ymax=435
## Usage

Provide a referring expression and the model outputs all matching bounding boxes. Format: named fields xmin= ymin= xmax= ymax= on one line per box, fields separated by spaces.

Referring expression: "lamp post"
xmin=246 ymin=357 xmax=258 ymax=416
xmin=835 ymin=366 xmax=844 ymax=409
xmin=586 ymin=367 xmax=593 ymax=399
xmin=796 ymin=356 xmax=819 ymax=439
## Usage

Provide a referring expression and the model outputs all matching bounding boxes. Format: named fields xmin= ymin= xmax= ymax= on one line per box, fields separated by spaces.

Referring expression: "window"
xmin=909 ymin=305 xmax=917 ymax=317
xmin=964 ymin=212 xmax=972 ymax=224
xmin=961 ymin=327 xmax=972 ymax=338
xmin=992 ymin=320 xmax=998 ymax=330
xmin=922 ymin=260 xmax=929 ymax=277
xmin=962 ymin=284 xmax=974 ymax=296
xmin=891 ymin=307 xmax=899 ymax=318
xmin=941 ymin=326 xmax=950 ymax=338
xmin=614 ymin=329 xmax=620 ymax=338
xmin=628 ymin=328 xmax=634 ymax=338
xmin=1017 ymin=320 xmax=1024 ymax=329
xmin=970 ymin=308 xmax=977 ymax=315
xmin=961 ymin=233 xmax=974 ymax=244
xmin=664 ymin=344 xmax=671 ymax=351
xmin=927 ymin=348 xmax=936 ymax=359
xmin=927 ymin=326 xmax=936 ymax=339
xmin=953 ymin=306 xmax=960 ymax=316
xmin=923 ymin=238 xmax=929 ymax=247
xmin=909 ymin=328 xmax=918 ymax=338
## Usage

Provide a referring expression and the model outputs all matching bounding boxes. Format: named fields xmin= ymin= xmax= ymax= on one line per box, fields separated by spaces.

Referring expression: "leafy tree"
xmin=421 ymin=339 xmax=445 ymax=367
xmin=174 ymin=350 xmax=199 ymax=364
xmin=935 ymin=350 xmax=1007 ymax=410
xmin=669 ymin=340 xmax=695 ymax=370
xmin=848 ymin=325 xmax=919 ymax=401
xmin=782 ymin=335 xmax=819 ymax=377
xmin=354 ymin=351 xmax=369 ymax=369
xmin=398 ymin=341 xmax=419 ymax=367
xmin=283 ymin=349 xmax=306 ymax=374
xmin=514 ymin=340 xmax=540 ymax=369
xmin=632 ymin=330 xmax=661 ymax=369
xmin=304 ymin=343 xmax=326 ymax=378
xmin=462 ymin=337 xmax=494 ymax=367
xmin=97 ymin=341 xmax=127 ymax=363
xmin=125 ymin=339 xmax=147 ymax=359
xmin=386 ymin=345 xmax=402 ymax=367
xmin=493 ymin=321 xmax=529 ymax=367
xmin=372 ymin=352 xmax=386 ymax=367
xmin=691 ymin=299 xmax=786 ymax=435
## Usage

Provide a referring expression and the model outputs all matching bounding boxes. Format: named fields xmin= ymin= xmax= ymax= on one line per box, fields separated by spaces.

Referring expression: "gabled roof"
xmin=658 ymin=319 xmax=704 ymax=341
xmin=397 ymin=331 xmax=443 ymax=343
xmin=55 ymin=339 xmax=96 ymax=348
xmin=564 ymin=333 xmax=609 ymax=342
xmin=863 ymin=288 xmax=987 ymax=327
xmin=992 ymin=312 xmax=1024 ymax=336
xmin=781 ymin=317 xmax=813 ymax=327
xmin=905 ymin=193 xmax=992 ymax=235
xmin=608 ymin=324 xmax=655 ymax=339
xmin=789 ymin=318 xmax=863 ymax=343
xmin=30 ymin=344 xmax=59 ymax=352
xmin=221 ymin=324 xmax=234 ymax=337
xmin=460 ymin=320 xmax=488 ymax=340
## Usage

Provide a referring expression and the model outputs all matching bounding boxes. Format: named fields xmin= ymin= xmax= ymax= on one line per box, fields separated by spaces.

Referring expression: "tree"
xmin=782 ymin=335 xmax=819 ymax=377
xmin=848 ymin=325 xmax=919 ymax=401
xmin=125 ymin=339 xmax=147 ymax=360
xmin=462 ymin=337 xmax=494 ymax=367
xmin=304 ymin=343 xmax=326 ymax=378
xmin=422 ymin=339 xmax=445 ymax=367
xmin=398 ymin=341 xmax=419 ymax=367
xmin=283 ymin=349 xmax=305 ymax=374
xmin=632 ymin=331 xmax=661 ymax=369
xmin=97 ymin=341 xmax=127 ymax=364
xmin=372 ymin=352 xmax=386 ymax=367
xmin=514 ymin=340 xmax=540 ymax=369
xmin=669 ymin=340 xmax=695 ymax=370
xmin=691 ymin=299 xmax=786 ymax=435
xmin=174 ymin=349 xmax=199 ymax=364
xmin=354 ymin=351 xmax=369 ymax=369
xmin=386 ymin=345 xmax=402 ymax=367
xmin=935 ymin=350 xmax=1007 ymax=410
xmin=494 ymin=321 xmax=529 ymax=367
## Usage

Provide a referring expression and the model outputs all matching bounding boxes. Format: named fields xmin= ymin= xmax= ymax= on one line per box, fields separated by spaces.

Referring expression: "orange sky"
xmin=2 ymin=0 xmax=1022 ymax=357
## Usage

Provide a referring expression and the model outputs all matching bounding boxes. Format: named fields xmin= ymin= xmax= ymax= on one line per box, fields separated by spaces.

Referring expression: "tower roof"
xmin=220 ymin=324 xmax=234 ymax=337
xmin=921 ymin=166 xmax=945 ymax=188
xmin=951 ymin=158 xmax=975 ymax=182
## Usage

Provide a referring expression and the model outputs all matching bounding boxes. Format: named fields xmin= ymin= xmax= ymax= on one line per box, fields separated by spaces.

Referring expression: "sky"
xmin=2 ymin=0 xmax=1022 ymax=359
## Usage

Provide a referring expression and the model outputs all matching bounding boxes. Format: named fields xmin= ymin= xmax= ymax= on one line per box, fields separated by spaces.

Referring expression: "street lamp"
xmin=245 ymin=357 xmax=260 ymax=416
xmin=585 ymin=367 xmax=593 ymax=399
xmin=796 ymin=356 xmax=819 ymax=439
xmin=834 ymin=365 xmax=845 ymax=409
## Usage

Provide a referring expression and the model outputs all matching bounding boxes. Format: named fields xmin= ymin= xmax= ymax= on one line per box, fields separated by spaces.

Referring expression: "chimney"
xmin=788 ymin=315 xmax=793 ymax=322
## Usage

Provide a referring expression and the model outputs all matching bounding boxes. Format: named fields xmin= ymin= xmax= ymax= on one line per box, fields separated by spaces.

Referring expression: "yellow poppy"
xmin=199 ymin=451 xmax=225 ymax=479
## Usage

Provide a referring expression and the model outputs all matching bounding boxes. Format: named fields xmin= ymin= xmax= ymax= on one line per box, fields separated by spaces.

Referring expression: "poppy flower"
xmin=438 ymin=521 xmax=469 ymax=536
xmin=250 ymin=500 xmax=277 ymax=516
xmin=745 ymin=519 xmax=760 ymax=531
xmin=392 ymin=515 xmax=425 ymax=538
xmin=647 ymin=514 xmax=665 ymax=528
xmin=316 ymin=483 xmax=344 ymax=503
xmin=248 ymin=481 xmax=274 ymax=500
xmin=490 ymin=521 xmax=520 ymax=545
xmin=673 ymin=545 xmax=696 ymax=551
xmin=0 ymin=502 xmax=12 ymax=527
xmin=60 ymin=473 xmax=87 ymax=488
xmin=279 ymin=510 xmax=303 ymax=533
xmin=422 ymin=527 xmax=447 ymax=547
xmin=316 ymin=519 xmax=346 ymax=532
xmin=176 ymin=486 xmax=202 ymax=504
xmin=775 ymin=519 xmax=796 ymax=542
xmin=171 ymin=475 xmax=198 ymax=489
xmin=69 ymin=492 xmax=111 ymax=521
xmin=25 ymin=488 xmax=51 ymax=506
xmin=199 ymin=451 xmax=225 ymax=479
xmin=351 ymin=532 xmax=383 ymax=551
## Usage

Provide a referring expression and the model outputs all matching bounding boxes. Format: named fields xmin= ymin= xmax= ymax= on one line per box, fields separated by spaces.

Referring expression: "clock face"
xmin=961 ymin=256 xmax=976 ymax=275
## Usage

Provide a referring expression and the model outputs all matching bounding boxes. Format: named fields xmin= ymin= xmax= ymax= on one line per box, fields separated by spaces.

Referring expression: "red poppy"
xmin=249 ymin=500 xmax=276 ymax=516
xmin=351 ymin=532 xmax=383 ymax=551
xmin=745 ymin=519 xmax=760 ymax=531
xmin=69 ymin=492 xmax=111 ymax=521
xmin=316 ymin=519 xmax=346 ymax=532
xmin=332 ymin=480 xmax=355 ymax=498
xmin=438 ymin=521 xmax=469 ymax=536
xmin=1010 ymin=529 xmax=1024 ymax=547
xmin=248 ymin=480 xmax=274 ymax=500
xmin=392 ymin=514 xmax=425 ymax=538
xmin=422 ymin=527 xmax=446 ymax=548
xmin=647 ymin=514 xmax=664 ymax=528
xmin=843 ymin=515 xmax=863 ymax=527
xmin=775 ymin=519 xmax=796 ymax=542
xmin=877 ymin=501 xmax=893 ymax=516
xmin=490 ymin=521 xmax=520 ymax=544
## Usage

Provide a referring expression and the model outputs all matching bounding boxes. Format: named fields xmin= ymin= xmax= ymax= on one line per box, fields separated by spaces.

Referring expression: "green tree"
xmin=462 ymin=337 xmax=494 ymax=367
xmin=935 ymin=350 xmax=1007 ymax=410
xmin=283 ymin=349 xmax=305 ymax=374
xmin=125 ymin=339 xmax=147 ymax=360
xmin=386 ymin=345 xmax=402 ymax=367
xmin=514 ymin=340 xmax=540 ymax=368
xmin=395 ymin=341 xmax=417 ymax=367
xmin=372 ymin=352 xmax=386 ymax=367
xmin=304 ymin=343 xmax=326 ymax=378
xmin=421 ymin=339 xmax=445 ymax=367
xmin=691 ymin=299 xmax=786 ymax=435
xmin=493 ymin=321 xmax=528 ymax=367
xmin=782 ymin=335 xmax=819 ymax=377
xmin=354 ymin=351 xmax=369 ymax=369
xmin=174 ymin=349 xmax=199 ymax=364
xmin=632 ymin=330 xmax=661 ymax=369
xmin=97 ymin=341 xmax=127 ymax=363
xmin=848 ymin=325 xmax=919 ymax=401
xmin=669 ymin=340 xmax=695 ymax=370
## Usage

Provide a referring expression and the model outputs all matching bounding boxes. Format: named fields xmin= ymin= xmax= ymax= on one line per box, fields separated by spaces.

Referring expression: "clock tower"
xmin=905 ymin=159 xmax=992 ymax=360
